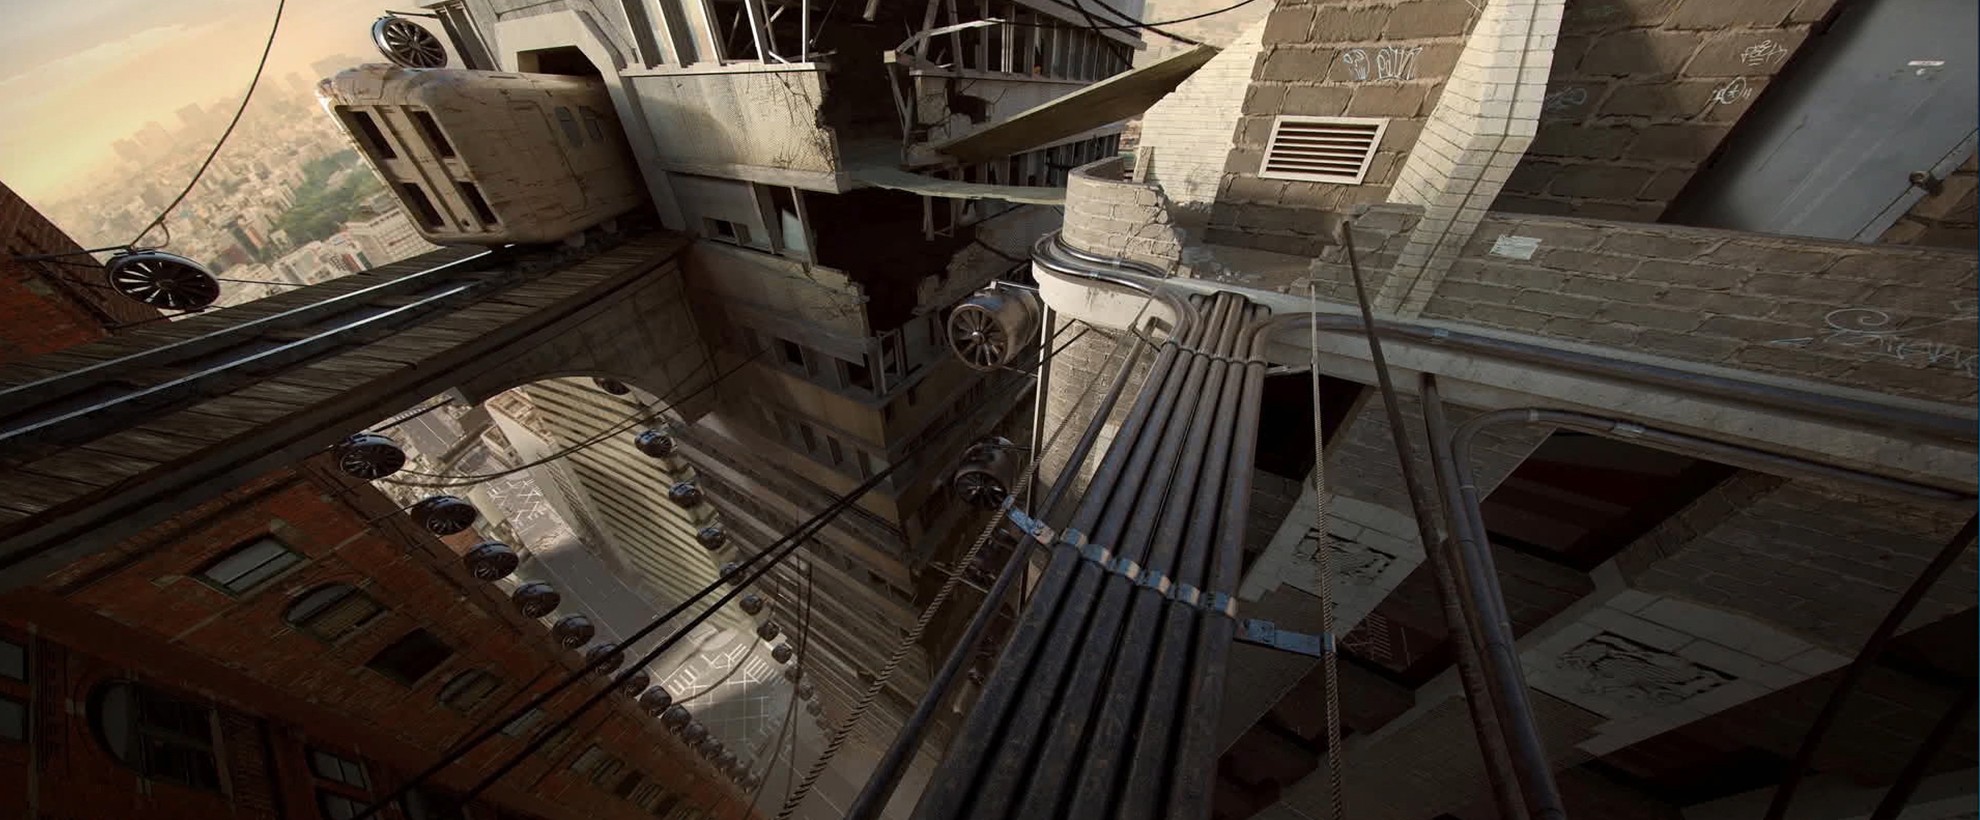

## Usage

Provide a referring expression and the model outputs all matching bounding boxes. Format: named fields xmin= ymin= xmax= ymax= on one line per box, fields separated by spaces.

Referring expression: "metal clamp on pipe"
xmin=1236 ymin=619 xmax=1332 ymax=658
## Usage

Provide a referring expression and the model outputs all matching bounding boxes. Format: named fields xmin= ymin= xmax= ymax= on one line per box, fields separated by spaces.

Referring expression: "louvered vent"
xmin=1258 ymin=116 xmax=1387 ymax=184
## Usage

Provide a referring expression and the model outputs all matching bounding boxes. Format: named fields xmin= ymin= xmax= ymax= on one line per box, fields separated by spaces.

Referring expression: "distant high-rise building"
xmin=346 ymin=207 xmax=434 ymax=266
xmin=111 ymin=138 xmax=144 ymax=164
xmin=134 ymin=121 xmax=171 ymax=151
xmin=175 ymin=102 xmax=206 ymax=132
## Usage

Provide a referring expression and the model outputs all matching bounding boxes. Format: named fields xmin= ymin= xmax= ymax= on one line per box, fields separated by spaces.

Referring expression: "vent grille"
xmin=1258 ymin=116 xmax=1386 ymax=184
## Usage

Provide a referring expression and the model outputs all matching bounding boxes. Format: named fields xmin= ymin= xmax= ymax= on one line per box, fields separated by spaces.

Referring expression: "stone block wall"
xmin=1883 ymin=150 xmax=1980 ymax=251
xmin=1496 ymin=0 xmax=1840 ymax=218
xmin=1420 ymin=212 xmax=1980 ymax=403
xmin=1060 ymin=156 xmax=1186 ymax=272
xmin=1207 ymin=0 xmax=1481 ymax=255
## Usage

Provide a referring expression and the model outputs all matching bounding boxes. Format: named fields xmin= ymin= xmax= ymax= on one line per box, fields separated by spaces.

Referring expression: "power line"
xmin=1008 ymin=0 xmax=1261 ymax=35
xmin=353 ymin=355 xmax=1051 ymax=819
xmin=1050 ymin=0 xmax=1202 ymax=45
xmin=131 ymin=0 xmax=286 ymax=249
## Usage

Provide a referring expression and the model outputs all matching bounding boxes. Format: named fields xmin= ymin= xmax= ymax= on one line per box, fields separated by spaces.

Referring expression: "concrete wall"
xmin=628 ymin=66 xmax=840 ymax=189
xmin=1497 ymin=0 xmax=1840 ymax=219
xmin=1419 ymin=212 xmax=1980 ymax=403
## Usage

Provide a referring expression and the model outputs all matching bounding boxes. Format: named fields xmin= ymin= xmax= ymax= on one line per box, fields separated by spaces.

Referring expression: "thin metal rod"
xmin=1028 ymin=304 xmax=1056 ymax=517
xmin=846 ymin=309 xmax=1146 ymax=820
xmin=1422 ymin=375 xmax=1533 ymax=820
xmin=1868 ymin=685 xmax=1976 ymax=820
xmin=1336 ymin=223 xmax=1569 ymax=820
xmin=1764 ymin=515 xmax=1977 ymax=820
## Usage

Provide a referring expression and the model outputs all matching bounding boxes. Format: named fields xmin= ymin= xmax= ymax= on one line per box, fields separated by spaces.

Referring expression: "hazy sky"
xmin=0 ymin=0 xmax=403 ymax=204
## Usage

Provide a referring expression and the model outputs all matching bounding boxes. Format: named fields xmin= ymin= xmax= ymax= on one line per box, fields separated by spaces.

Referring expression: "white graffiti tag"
xmin=1340 ymin=49 xmax=1370 ymax=81
xmin=1771 ymin=302 xmax=1980 ymax=378
xmin=1711 ymin=76 xmax=1752 ymax=105
xmin=1339 ymin=45 xmax=1422 ymax=82
xmin=1739 ymin=40 xmax=1789 ymax=66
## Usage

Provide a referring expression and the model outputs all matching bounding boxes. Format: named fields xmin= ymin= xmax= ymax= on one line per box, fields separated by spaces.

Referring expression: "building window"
xmin=310 ymin=748 xmax=371 ymax=789
xmin=337 ymin=108 xmax=397 ymax=160
xmin=398 ymin=183 xmax=445 ymax=230
xmin=501 ymin=707 xmax=545 ymax=737
xmin=90 ymin=682 xmax=221 ymax=791
xmin=706 ymin=217 xmax=751 ymax=244
xmin=365 ymin=628 xmax=454 ymax=686
xmin=779 ymin=339 xmax=805 ymax=368
xmin=437 ymin=669 xmax=501 ymax=712
xmin=0 ymin=637 xmax=22 ymax=681
xmin=198 ymin=536 xmax=303 ymax=596
xmin=614 ymin=770 xmax=644 ymax=799
xmin=580 ymin=106 xmax=607 ymax=142
xmin=286 ymin=584 xmax=384 ymax=643
xmin=554 ymin=106 xmax=584 ymax=147
xmin=411 ymin=110 xmax=456 ymax=159
xmin=318 ymin=791 xmax=369 ymax=820
xmin=0 ymin=693 xmax=24 ymax=742
xmin=629 ymin=780 xmax=668 ymax=811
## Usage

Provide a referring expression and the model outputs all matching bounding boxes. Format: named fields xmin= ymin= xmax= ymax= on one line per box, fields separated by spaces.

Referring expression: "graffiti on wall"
xmin=1340 ymin=45 xmax=1424 ymax=82
xmin=1770 ymin=302 xmax=1980 ymax=378
xmin=1711 ymin=76 xmax=1753 ymax=105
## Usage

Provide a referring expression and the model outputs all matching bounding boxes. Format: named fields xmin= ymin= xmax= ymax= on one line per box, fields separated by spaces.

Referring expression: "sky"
xmin=0 ymin=0 xmax=401 ymax=204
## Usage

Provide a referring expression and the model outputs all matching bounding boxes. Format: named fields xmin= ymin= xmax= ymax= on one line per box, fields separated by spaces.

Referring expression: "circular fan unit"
xmin=697 ymin=525 xmax=728 ymax=551
xmin=412 ymin=495 xmax=478 ymax=536
xmin=593 ymin=377 xmax=632 ymax=396
xmin=634 ymin=428 xmax=679 ymax=458
xmin=584 ymin=643 xmax=625 ymax=675
xmin=372 ymin=16 xmax=447 ymax=68
xmin=552 ymin=614 xmax=596 ymax=648
xmin=661 ymin=704 xmax=692 ymax=729
xmin=512 ymin=582 xmax=561 ymax=618
xmin=951 ymin=436 xmax=1018 ymax=510
xmin=946 ymin=288 xmax=1041 ymax=371
xmin=105 ymin=250 xmax=220 ymax=310
xmin=639 ymin=686 xmax=674 ymax=715
xmin=462 ymin=541 xmax=519 ymax=581
xmin=739 ymin=593 xmax=766 ymax=615
xmin=334 ymin=433 xmax=406 ymax=479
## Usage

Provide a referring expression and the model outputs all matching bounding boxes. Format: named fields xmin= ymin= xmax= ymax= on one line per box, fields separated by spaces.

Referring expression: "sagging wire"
xmin=1305 ymin=277 xmax=1346 ymax=820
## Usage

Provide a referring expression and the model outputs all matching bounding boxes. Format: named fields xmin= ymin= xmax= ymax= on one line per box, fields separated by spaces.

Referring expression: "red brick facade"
xmin=0 ymin=460 xmax=744 ymax=820
xmin=0 ymin=182 xmax=159 ymax=365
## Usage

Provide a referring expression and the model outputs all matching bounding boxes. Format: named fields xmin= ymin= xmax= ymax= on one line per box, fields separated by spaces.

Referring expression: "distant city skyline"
xmin=0 ymin=0 xmax=406 ymax=212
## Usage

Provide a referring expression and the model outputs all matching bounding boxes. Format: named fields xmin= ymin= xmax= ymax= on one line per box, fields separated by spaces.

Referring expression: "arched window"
xmin=91 ymin=682 xmax=221 ymax=791
xmin=285 ymin=584 xmax=383 ymax=643
xmin=436 ymin=669 xmax=500 ymax=712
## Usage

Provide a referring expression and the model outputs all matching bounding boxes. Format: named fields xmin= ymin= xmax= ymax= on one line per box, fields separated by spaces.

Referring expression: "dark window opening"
xmin=519 ymin=46 xmax=601 ymax=77
xmin=319 ymin=791 xmax=367 ymax=820
xmin=398 ymin=183 xmax=444 ymax=230
xmin=198 ymin=536 xmax=302 ymax=596
xmin=614 ymin=771 xmax=644 ymax=799
xmin=91 ymin=682 xmax=221 ymax=791
xmin=579 ymin=106 xmax=607 ymax=142
xmin=780 ymin=339 xmax=805 ymax=367
xmin=0 ymin=693 xmax=24 ymax=742
xmin=1256 ymin=373 xmax=1363 ymax=481
xmin=1482 ymin=432 xmax=1736 ymax=572
xmin=411 ymin=110 xmax=455 ymax=158
xmin=845 ymin=358 xmax=873 ymax=392
xmin=456 ymin=181 xmax=498 ymax=226
xmin=768 ymin=185 xmax=807 ymax=255
xmin=402 ymin=787 xmax=469 ymax=820
xmin=309 ymin=748 xmax=370 ymax=789
xmin=366 ymin=628 xmax=453 ymax=686
xmin=339 ymin=108 xmax=397 ymax=160
xmin=553 ymin=107 xmax=583 ymax=147
xmin=706 ymin=217 xmax=750 ymax=244
xmin=0 ymin=636 xmax=21 ymax=681
xmin=437 ymin=669 xmax=500 ymax=711
xmin=285 ymin=584 xmax=383 ymax=643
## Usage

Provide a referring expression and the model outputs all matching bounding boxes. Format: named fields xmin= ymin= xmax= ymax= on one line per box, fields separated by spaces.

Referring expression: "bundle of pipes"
xmin=909 ymin=290 xmax=1269 ymax=820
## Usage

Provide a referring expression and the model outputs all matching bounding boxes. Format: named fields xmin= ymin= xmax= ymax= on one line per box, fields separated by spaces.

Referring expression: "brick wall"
xmin=1208 ymin=0 xmax=1479 ymax=255
xmin=1630 ymin=476 xmax=1975 ymax=650
xmin=1883 ymin=150 xmax=1980 ymax=251
xmin=1139 ymin=18 xmax=1271 ymax=207
xmin=1061 ymin=156 xmax=1186 ymax=272
xmin=1420 ymin=212 xmax=1980 ymax=404
xmin=1040 ymin=327 xmax=1157 ymax=506
xmin=14 ymin=460 xmax=743 ymax=820
xmin=1496 ymin=0 xmax=1839 ymax=219
xmin=0 ymin=183 xmax=159 ymax=365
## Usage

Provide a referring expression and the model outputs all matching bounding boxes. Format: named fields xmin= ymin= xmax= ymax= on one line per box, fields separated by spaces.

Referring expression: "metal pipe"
xmin=960 ymin=295 xmax=1231 ymax=820
xmin=1043 ymin=232 xmax=1971 ymax=444
xmin=1763 ymin=515 xmax=1977 ymax=820
xmin=1868 ymin=685 xmax=1976 ymax=820
xmin=912 ymin=296 xmax=1204 ymax=820
xmin=1422 ymin=376 xmax=1536 ymax=820
xmin=1007 ymin=294 xmax=1245 ymax=819
xmin=848 ymin=316 xmax=1149 ymax=820
xmin=1028 ymin=304 xmax=1056 ymax=517
xmin=1168 ymin=313 xmax=1270 ymax=817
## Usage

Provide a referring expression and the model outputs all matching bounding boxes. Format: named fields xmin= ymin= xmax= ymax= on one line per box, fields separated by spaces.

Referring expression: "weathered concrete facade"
xmin=1036 ymin=0 xmax=1978 ymax=815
